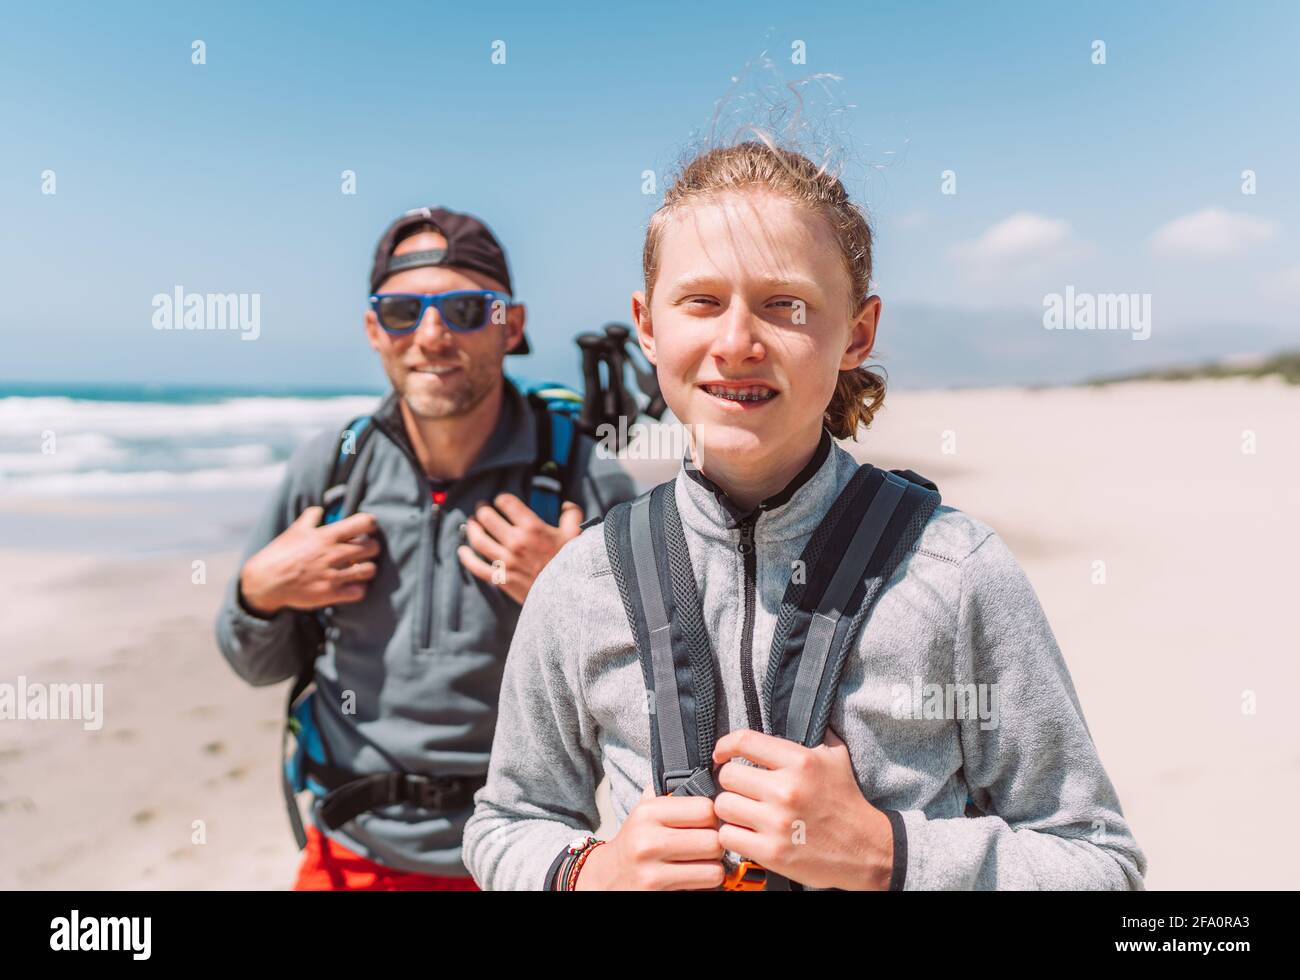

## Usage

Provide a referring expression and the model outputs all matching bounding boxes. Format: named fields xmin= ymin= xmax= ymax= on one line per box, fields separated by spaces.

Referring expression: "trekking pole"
xmin=601 ymin=323 xmax=640 ymax=426
xmin=604 ymin=322 xmax=667 ymax=420
xmin=575 ymin=332 xmax=611 ymax=437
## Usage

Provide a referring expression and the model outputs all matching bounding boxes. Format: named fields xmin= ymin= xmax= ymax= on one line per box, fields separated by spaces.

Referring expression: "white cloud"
xmin=1149 ymin=207 xmax=1278 ymax=259
xmin=951 ymin=211 xmax=1084 ymax=265
xmin=947 ymin=213 xmax=1090 ymax=293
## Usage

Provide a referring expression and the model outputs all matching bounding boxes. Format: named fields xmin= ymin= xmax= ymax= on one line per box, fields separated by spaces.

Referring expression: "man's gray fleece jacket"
xmin=214 ymin=379 xmax=637 ymax=876
xmin=463 ymin=434 xmax=1148 ymax=890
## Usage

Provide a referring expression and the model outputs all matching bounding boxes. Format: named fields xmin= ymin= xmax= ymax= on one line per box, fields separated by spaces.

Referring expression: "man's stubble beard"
xmin=400 ymin=359 xmax=502 ymax=420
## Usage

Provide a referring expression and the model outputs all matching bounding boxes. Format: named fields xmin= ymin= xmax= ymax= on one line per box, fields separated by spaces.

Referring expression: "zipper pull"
xmin=430 ymin=488 xmax=447 ymax=563
xmin=738 ymin=516 xmax=755 ymax=554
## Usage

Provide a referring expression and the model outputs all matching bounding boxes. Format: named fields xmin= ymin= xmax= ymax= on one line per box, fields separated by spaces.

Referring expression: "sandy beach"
xmin=2 ymin=378 xmax=1296 ymax=889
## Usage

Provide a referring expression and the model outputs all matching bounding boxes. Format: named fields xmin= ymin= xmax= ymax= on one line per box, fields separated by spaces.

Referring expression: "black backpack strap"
xmin=322 ymin=416 xmax=378 ymax=523
xmin=281 ymin=669 xmax=316 ymax=850
xmin=605 ymin=482 xmax=720 ymax=798
xmin=767 ymin=466 xmax=941 ymax=746
xmin=282 ymin=414 xmax=380 ymax=849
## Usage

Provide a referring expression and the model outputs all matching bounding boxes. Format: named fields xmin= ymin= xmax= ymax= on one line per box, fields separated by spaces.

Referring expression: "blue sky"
xmin=2 ymin=0 xmax=1296 ymax=390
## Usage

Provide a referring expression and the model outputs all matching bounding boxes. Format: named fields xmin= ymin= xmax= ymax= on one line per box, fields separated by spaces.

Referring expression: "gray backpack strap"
xmin=608 ymin=464 xmax=941 ymax=803
xmin=767 ymin=466 xmax=942 ymax=747
xmin=603 ymin=462 xmax=941 ymax=892
xmin=785 ymin=471 xmax=909 ymax=744
xmin=605 ymin=482 xmax=720 ymax=797
xmin=629 ymin=492 xmax=693 ymax=789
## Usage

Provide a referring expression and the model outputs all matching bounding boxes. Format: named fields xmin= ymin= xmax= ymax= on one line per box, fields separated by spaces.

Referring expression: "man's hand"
xmin=711 ymin=728 xmax=894 ymax=891
xmin=457 ymin=493 xmax=584 ymax=605
xmin=574 ymin=784 xmax=726 ymax=891
xmin=239 ymin=506 xmax=381 ymax=617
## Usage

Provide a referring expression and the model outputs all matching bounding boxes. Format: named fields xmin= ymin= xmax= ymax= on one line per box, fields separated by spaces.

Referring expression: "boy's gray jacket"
xmin=463 ymin=437 xmax=1148 ymax=890
xmin=214 ymin=379 xmax=637 ymax=877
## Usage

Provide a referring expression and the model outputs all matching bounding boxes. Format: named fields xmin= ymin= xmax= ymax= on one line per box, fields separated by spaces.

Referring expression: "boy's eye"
xmin=768 ymin=297 xmax=805 ymax=314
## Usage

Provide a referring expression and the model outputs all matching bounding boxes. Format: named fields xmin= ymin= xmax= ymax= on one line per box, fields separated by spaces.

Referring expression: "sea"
xmin=0 ymin=383 xmax=386 ymax=556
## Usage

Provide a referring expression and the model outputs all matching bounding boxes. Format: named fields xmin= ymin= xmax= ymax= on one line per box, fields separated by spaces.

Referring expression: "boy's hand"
xmin=711 ymin=728 xmax=894 ymax=890
xmin=458 ymin=493 xmax=584 ymax=605
xmin=574 ymin=784 xmax=725 ymax=891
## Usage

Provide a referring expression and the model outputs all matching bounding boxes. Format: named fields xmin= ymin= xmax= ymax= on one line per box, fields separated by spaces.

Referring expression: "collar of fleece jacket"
xmin=679 ymin=426 xmax=836 ymax=540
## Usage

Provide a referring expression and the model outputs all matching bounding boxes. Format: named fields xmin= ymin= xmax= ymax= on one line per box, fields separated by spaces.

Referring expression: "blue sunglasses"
xmin=369 ymin=290 xmax=512 ymax=335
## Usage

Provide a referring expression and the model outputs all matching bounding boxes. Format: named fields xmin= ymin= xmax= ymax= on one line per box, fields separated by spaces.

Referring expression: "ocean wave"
xmin=179 ymin=444 xmax=277 ymax=467
xmin=0 ymin=394 xmax=379 ymax=439
xmin=0 ymin=432 xmax=131 ymax=474
xmin=0 ymin=393 xmax=382 ymax=497
xmin=1 ymin=464 xmax=288 ymax=496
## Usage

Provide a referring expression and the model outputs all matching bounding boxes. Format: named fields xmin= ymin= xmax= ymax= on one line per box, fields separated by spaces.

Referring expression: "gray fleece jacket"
xmin=462 ymin=431 xmax=1147 ymax=890
xmin=214 ymin=377 xmax=637 ymax=876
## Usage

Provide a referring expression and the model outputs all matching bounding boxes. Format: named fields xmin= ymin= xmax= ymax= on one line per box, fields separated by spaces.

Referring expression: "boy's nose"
xmin=711 ymin=305 xmax=765 ymax=362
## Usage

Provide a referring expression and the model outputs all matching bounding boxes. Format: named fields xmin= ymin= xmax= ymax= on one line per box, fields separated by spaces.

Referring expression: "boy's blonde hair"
xmin=642 ymin=140 xmax=886 ymax=440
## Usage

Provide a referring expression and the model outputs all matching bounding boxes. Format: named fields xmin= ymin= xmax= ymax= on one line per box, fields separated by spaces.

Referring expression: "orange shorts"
xmin=293 ymin=825 xmax=480 ymax=891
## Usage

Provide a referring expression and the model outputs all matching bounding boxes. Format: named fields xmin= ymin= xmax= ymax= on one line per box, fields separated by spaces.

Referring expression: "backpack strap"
xmin=605 ymin=481 xmax=721 ymax=798
xmin=523 ymin=385 xmax=583 ymax=526
xmin=281 ymin=414 xmax=378 ymax=850
xmin=766 ymin=467 xmax=941 ymax=747
xmin=603 ymin=463 xmax=942 ymax=887
xmin=284 ymin=391 xmax=587 ymax=849
xmin=321 ymin=416 xmax=377 ymax=523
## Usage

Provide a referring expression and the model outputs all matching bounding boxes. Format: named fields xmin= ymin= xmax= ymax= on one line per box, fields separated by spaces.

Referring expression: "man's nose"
xmin=414 ymin=303 xmax=453 ymax=346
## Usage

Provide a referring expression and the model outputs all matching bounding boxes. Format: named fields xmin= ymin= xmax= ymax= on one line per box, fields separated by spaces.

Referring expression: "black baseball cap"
xmin=370 ymin=206 xmax=529 ymax=355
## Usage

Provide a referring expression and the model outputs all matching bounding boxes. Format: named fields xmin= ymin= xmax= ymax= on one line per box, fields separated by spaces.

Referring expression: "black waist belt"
xmin=307 ymin=760 xmax=487 ymax=832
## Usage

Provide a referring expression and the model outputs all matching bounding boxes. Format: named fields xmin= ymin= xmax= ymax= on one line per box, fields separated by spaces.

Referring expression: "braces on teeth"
xmin=704 ymin=385 xmax=776 ymax=402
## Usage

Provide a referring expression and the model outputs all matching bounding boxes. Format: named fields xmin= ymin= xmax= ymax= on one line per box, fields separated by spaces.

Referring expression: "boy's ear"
xmin=631 ymin=290 xmax=656 ymax=366
xmin=841 ymin=294 xmax=881 ymax=370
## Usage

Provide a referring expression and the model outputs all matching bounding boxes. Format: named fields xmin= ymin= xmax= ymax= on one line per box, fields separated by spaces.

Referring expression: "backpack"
xmin=602 ymin=463 xmax=944 ymax=889
xmin=280 ymin=375 xmax=586 ymax=849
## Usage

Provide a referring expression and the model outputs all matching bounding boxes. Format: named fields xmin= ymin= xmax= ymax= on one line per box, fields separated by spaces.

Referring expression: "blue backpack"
xmin=281 ymin=375 xmax=586 ymax=848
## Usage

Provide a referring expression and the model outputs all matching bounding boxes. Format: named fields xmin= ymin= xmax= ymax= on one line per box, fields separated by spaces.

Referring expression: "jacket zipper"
xmin=370 ymin=413 xmax=445 ymax=653
xmin=737 ymin=513 xmax=764 ymax=732
xmin=422 ymin=493 xmax=444 ymax=649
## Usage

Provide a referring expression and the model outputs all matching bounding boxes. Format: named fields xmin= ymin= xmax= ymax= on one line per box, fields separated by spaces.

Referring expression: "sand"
xmin=2 ymin=378 xmax=1296 ymax=889
xmin=0 ymin=550 xmax=298 ymax=889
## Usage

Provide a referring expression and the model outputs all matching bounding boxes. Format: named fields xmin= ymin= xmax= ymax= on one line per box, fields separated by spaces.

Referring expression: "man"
xmin=215 ymin=206 xmax=637 ymax=890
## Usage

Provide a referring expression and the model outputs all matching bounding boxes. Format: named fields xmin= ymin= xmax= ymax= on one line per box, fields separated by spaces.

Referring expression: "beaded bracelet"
xmin=557 ymin=835 xmax=604 ymax=891
xmin=551 ymin=835 xmax=594 ymax=890
xmin=565 ymin=840 xmax=605 ymax=891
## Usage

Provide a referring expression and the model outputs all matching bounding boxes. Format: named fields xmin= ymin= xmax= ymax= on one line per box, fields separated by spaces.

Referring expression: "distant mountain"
xmin=1080 ymin=349 xmax=1300 ymax=386
xmin=869 ymin=304 xmax=1299 ymax=390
